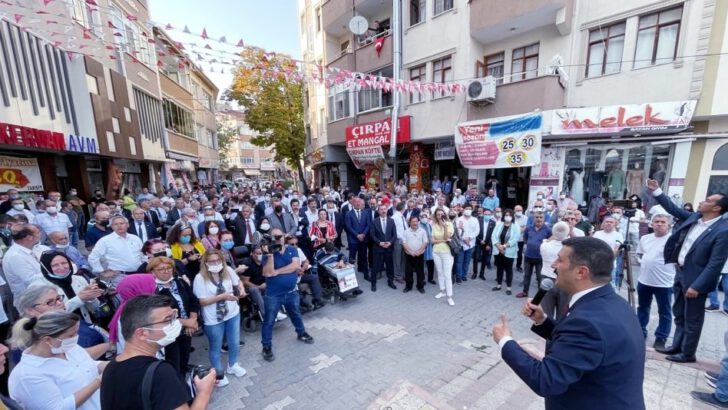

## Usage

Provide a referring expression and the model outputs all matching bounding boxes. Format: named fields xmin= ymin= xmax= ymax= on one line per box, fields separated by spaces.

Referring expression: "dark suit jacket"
xmin=165 ymin=208 xmax=182 ymax=227
xmin=369 ymin=217 xmax=397 ymax=253
xmin=403 ymin=207 xmax=421 ymax=221
xmin=344 ymin=208 xmax=371 ymax=244
xmin=655 ymin=193 xmax=728 ymax=293
xmin=254 ymin=201 xmax=268 ymax=222
xmin=143 ymin=208 xmax=161 ymax=228
xmin=501 ymin=285 xmax=645 ymax=410
xmin=127 ymin=219 xmax=160 ymax=241
xmin=477 ymin=217 xmax=496 ymax=247
xmin=231 ymin=215 xmax=258 ymax=247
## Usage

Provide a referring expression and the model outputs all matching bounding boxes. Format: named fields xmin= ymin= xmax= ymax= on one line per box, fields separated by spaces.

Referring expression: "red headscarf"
xmin=108 ymin=274 xmax=157 ymax=343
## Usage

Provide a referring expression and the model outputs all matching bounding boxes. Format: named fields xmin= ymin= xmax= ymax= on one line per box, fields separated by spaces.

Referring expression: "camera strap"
xmin=141 ymin=361 xmax=162 ymax=410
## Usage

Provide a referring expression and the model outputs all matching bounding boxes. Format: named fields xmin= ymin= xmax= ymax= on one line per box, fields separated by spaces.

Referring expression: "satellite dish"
xmin=349 ymin=15 xmax=369 ymax=35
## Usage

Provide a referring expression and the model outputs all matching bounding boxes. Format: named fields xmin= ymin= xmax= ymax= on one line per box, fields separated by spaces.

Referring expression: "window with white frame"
xmin=476 ymin=52 xmax=505 ymax=85
xmin=68 ymin=0 xmax=102 ymax=36
xmin=124 ymin=23 xmax=154 ymax=67
xmin=242 ymin=157 xmax=255 ymax=165
xmin=328 ymin=85 xmax=351 ymax=121
xmin=409 ymin=64 xmax=426 ymax=103
xmin=432 ymin=56 xmax=453 ymax=97
xmin=410 ymin=0 xmax=426 ymax=26
xmin=586 ymin=22 xmax=626 ymax=77
xmin=634 ymin=6 xmax=683 ymax=68
xmin=434 ymin=0 xmax=453 ymax=15
xmin=357 ymin=66 xmax=393 ymax=113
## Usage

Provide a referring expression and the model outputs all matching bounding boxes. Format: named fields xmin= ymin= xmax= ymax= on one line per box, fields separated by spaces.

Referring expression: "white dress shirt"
xmin=457 ymin=216 xmax=480 ymax=251
xmin=2 ymin=243 xmax=49 ymax=303
xmin=88 ymin=232 xmax=144 ymax=273
xmin=6 ymin=208 xmax=35 ymax=223
xmin=34 ymin=212 xmax=72 ymax=235
xmin=9 ymin=344 xmax=101 ymax=410
xmin=392 ymin=211 xmax=407 ymax=240
xmin=677 ymin=215 xmax=721 ymax=266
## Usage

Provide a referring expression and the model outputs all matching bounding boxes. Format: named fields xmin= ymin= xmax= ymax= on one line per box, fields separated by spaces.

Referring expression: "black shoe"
xmin=352 ymin=289 xmax=363 ymax=296
xmin=492 ymin=286 xmax=502 ymax=291
xmin=297 ymin=332 xmax=315 ymax=344
xmin=706 ymin=305 xmax=720 ymax=312
xmin=462 ymin=277 xmax=468 ymax=282
xmin=364 ymin=274 xmax=370 ymax=281
xmin=691 ymin=391 xmax=728 ymax=408
xmin=388 ymin=281 xmax=397 ymax=290
xmin=516 ymin=267 xmax=523 ymax=273
xmin=506 ymin=289 xmax=512 ymax=296
xmin=403 ymin=287 xmax=412 ymax=293
xmin=262 ymin=346 xmax=275 ymax=362
xmin=471 ymin=272 xmax=477 ymax=280
xmin=479 ymin=274 xmax=485 ymax=280
xmin=655 ymin=345 xmax=681 ymax=355
xmin=455 ymin=277 xmax=462 ymax=284
xmin=312 ymin=299 xmax=327 ymax=310
xmin=417 ymin=287 xmax=425 ymax=294
xmin=653 ymin=339 xmax=666 ymax=350
xmin=221 ymin=343 xmax=228 ymax=353
xmin=371 ymin=283 xmax=377 ymax=292
xmin=666 ymin=353 xmax=696 ymax=363
xmin=428 ymin=280 xmax=437 ymax=285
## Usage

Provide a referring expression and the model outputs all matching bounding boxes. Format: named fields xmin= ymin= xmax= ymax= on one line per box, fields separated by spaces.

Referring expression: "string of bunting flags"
xmin=2 ymin=0 xmax=468 ymax=95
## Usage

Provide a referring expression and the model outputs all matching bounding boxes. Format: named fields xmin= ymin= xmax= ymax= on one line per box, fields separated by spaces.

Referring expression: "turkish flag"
xmin=374 ymin=36 xmax=385 ymax=57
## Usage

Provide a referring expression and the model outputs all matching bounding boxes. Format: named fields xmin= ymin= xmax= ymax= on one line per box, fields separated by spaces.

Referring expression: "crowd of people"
xmin=0 ymin=175 xmax=723 ymax=408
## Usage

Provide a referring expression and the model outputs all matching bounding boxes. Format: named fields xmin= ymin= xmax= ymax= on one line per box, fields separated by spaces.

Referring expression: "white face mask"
xmin=260 ymin=223 xmax=270 ymax=231
xmin=463 ymin=210 xmax=472 ymax=217
xmin=54 ymin=243 xmax=69 ymax=249
xmin=504 ymin=216 xmax=513 ymax=223
xmin=205 ymin=216 xmax=214 ymax=222
xmin=46 ymin=206 xmax=58 ymax=214
xmin=50 ymin=334 xmax=78 ymax=354
xmin=255 ymin=254 xmax=263 ymax=262
xmin=146 ymin=319 xmax=182 ymax=347
xmin=155 ymin=277 xmax=174 ymax=285
xmin=515 ymin=211 xmax=523 ymax=217
xmin=495 ymin=213 xmax=502 ymax=219
xmin=209 ymin=227 xmax=219 ymax=235
xmin=207 ymin=263 xmax=223 ymax=273
xmin=13 ymin=204 xmax=23 ymax=211
xmin=559 ymin=195 xmax=566 ymax=200
xmin=537 ymin=195 xmax=544 ymax=200
xmin=545 ymin=205 xmax=553 ymax=212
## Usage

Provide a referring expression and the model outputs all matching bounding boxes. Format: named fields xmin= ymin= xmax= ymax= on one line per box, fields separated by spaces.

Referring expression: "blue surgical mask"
xmin=180 ymin=235 xmax=192 ymax=244
xmin=483 ymin=215 xmax=492 ymax=221
xmin=222 ymin=241 xmax=235 ymax=250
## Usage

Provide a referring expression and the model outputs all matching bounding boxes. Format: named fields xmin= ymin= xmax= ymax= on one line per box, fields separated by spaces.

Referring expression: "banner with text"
xmin=0 ymin=156 xmax=44 ymax=192
xmin=455 ymin=114 xmax=542 ymax=169
xmin=347 ymin=145 xmax=386 ymax=170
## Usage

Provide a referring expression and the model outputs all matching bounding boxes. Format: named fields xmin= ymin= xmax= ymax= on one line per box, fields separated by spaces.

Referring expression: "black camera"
xmin=623 ymin=208 xmax=637 ymax=218
xmin=191 ymin=364 xmax=212 ymax=379
xmin=261 ymin=234 xmax=283 ymax=254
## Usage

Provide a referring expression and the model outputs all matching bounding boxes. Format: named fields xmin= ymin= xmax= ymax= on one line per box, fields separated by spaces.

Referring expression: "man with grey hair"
xmin=34 ymin=200 xmax=72 ymax=236
xmin=175 ymin=208 xmax=200 ymax=238
xmin=48 ymin=231 xmax=91 ymax=271
xmin=636 ymin=214 xmax=675 ymax=350
xmin=593 ymin=215 xmax=623 ymax=287
xmin=88 ymin=215 xmax=144 ymax=273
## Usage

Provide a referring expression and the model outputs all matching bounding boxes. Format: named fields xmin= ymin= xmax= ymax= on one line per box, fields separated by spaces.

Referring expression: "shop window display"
xmin=563 ymin=144 xmax=671 ymax=210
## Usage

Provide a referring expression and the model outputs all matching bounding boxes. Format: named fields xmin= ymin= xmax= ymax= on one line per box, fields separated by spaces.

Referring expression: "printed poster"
xmin=0 ymin=156 xmax=44 ymax=192
xmin=455 ymin=114 xmax=542 ymax=169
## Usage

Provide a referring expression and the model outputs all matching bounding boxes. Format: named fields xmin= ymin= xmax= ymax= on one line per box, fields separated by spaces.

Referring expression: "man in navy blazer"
xmin=127 ymin=208 xmax=160 ymax=243
xmin=647 ymin=179 xmax=728 ymax=362
xmin=344 ymin=198 xmax=371 ymax=281
xmin=369 ymin=203 xmax=398 ymax=292
xmin=493 ymin=237 xmax=645 ymax=410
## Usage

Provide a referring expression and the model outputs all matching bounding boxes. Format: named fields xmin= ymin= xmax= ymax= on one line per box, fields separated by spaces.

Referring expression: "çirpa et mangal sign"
xmin=345 ymin=115 xmax=411 ymax=148
xmin=551 ymin=101 xmax=696 ymax=136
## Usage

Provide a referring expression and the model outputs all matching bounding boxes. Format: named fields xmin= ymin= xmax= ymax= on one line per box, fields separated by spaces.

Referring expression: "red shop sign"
xmin=346 ymin=115 xmax=411 ymax=148
xmin=0 ymin=122 xmax=66 ymax=151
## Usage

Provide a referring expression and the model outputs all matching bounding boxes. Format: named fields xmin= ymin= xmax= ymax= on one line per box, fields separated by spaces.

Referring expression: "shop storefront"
xmin=198 ymin=158 xmax=221 ymax=186
xmin=310 ymin=145 xmax=355 ymax=189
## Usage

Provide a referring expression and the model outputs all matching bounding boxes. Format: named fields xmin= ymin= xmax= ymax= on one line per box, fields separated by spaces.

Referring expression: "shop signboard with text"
xmin=455 ymin=114 xmax=542 ymax=169
xmin=0 ymin=121 xmax=99 ymax=154
xmin=551 ymin=100 xmax=696 ymax=136
xmin=0 ymin=156 xmax=44 ymax=192
xmin=346 ymin=115 xmax=411 ymax=169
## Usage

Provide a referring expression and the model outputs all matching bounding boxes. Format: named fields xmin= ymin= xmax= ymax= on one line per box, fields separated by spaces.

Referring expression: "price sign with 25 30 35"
xmin=500 ymin=135 xmax=536 ymax=167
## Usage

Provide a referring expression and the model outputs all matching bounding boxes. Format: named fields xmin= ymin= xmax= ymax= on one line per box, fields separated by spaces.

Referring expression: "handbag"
xmin=446 ymin=224 xmax=462 ymax=257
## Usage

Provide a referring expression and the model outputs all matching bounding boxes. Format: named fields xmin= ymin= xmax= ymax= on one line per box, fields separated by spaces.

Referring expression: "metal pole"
xmin=389 ymin=0 xmax=401 ymax=189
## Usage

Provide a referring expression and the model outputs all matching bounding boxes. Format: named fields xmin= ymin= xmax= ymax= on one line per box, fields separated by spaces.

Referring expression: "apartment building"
xmin=216 ymin=106 xmax=279 ymax=182
xmin=302 ymin=0 xmax=728 ymax=205
xmin=191 ymin=70 xmax=220 ymax=185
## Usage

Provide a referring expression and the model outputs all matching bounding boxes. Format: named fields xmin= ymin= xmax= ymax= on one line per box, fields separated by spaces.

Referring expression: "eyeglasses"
xmin=141 ymin=309 xmax=178 ymax=328
xmin=33 ymin=295 xmax=65 ymax=307
xmin=153 ymin=266 xmax=174 ymax=273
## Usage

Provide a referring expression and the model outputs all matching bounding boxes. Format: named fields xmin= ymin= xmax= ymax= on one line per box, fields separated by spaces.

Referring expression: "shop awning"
xmin=243 ymin=169 xmax=261 ymax=176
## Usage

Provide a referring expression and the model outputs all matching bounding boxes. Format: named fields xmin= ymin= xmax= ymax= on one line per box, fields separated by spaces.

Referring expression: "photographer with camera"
xmin=101 ymin=294 xmax=216 ymax=409
xmin=260 ymin=228 xmax=315 ymax=362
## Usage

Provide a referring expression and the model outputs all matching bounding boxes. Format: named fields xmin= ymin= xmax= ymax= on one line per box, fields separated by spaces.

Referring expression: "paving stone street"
xmin=190 ymin=268 xmax=727 ymax=410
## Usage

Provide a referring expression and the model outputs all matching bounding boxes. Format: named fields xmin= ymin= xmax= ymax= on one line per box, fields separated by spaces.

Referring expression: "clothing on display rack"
xmin=652 ymin=162 xmax=666 ymax=187
xmin=587 ymin=171 xmax=605 ymax=200
xmin=587 ymin=196 xmax=605 ymax=223
xmin=570 ymin=170 xmax=585 ymax=205
xmin=606 ymin=168 xmax=625 ymax=199
xmin=626 ymin=166 xmax=645 ymax=197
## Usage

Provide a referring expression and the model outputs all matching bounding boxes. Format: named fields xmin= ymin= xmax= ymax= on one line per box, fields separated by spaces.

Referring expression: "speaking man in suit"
xmin=647 ymin=179 xmax=728 ymax=362
xmin=492 ymin=237 xmax=645 ymax=410
xmin=268 ymin=202 xmax=296 ymax=235
xmin=232 ymin=205 xmax=257 ymax=247
xmin=403 ymin=200 xmax=421 ymax=221
xmin=128 ymin=207 xmax=160 ymax=243
xmin=344 ymin=198 xmax=371 ymax=280
xmin=369 ymin=204 xmax=397 ymax=292
xmin=165 ymin=198 xmax=185 ymax=231
xmin=473 ymin=209 xmax=497 ymax=279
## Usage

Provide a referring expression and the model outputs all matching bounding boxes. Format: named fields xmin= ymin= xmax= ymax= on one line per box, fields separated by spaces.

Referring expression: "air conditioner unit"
xmin=466 ymin=76 xmax=496 ymax=104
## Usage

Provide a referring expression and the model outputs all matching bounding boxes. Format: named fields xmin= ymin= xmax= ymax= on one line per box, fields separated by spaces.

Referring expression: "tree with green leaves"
xmin=216 ymin=122 xmax=236 ymax=170
xmin=225 ymin=48 xmax=308 ymax=192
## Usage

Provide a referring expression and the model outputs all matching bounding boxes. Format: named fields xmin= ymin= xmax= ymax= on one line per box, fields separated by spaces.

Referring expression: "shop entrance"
xmin=484 ymin=167 xmax=531 ymax=210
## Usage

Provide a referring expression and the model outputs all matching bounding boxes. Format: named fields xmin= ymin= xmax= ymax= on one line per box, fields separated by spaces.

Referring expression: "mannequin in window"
xmin=652 ymin=161 xmax=666 ymax=187
xmin=570 ymin=167 xmax=585 ymax=205
xmin=606 ymin=165 xmax=625 ymax=199
xmin=626 ymin=162 xmax=645 ymax=197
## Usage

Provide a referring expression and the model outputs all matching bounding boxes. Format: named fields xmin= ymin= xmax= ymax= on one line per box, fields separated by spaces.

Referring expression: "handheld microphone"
xmin=530 ymin=278 xmax=555 ymax=313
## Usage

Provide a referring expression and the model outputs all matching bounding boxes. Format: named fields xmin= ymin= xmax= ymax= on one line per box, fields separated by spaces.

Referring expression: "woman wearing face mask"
xmin=168 ymin=224 xmax=206 ymax=281
xmin=149 ymin=257 xmax=200 ymax=376
xmin=431 ymin=209 xmax=455 ymax=306
xmin=39 ymin=251 xmax=105 ymax=325
xmin=491 ymin=209 xmax=520 ymax=295
xmin=13 ymin=284 xmax=111 ymax=364
xmin=310 ymin=209 xmax=336 ymax=251
xmin=8 ymin=311 xmax=106 ymax=410
xmin=200 ymin=221 xmax=223 ymax=251
xmin=138 ymin=239 xmax=190 ymax=282
xmin=419 ymin=212 xmax=436 ymax=285
xmin=255 ymin=217 xmax=272 ymax=245
xmin=193 ymin=250 xmax=247 ymax=387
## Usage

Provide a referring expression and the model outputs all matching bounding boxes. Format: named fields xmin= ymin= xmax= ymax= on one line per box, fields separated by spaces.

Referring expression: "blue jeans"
xmin=455 ymin=247 xmax=474 ymax=280
xmin=203 ymin=313 xmax=241 ymax=377
xmin=261 ymin=290 xmax=306 ymax=348
xmin=69 ymin=229 xmax=79 ymax=247
xmin=637 ymin=283 xmax=673 ymax=341
xmin=717 ymin=350 xmax=728 ymax=402
xmin=708 ymin=274 xmax=728 ymax=310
